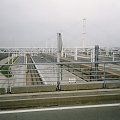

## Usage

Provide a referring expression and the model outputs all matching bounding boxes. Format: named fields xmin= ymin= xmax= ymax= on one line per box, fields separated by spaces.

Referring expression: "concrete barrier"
xmin=0 ymin=88 xmax=6 ymax=94
xmin=106 ymin=82 xmax=120 ymax=89
xmin=61 ymin=83 xmax=103 ymax=91
xmin=11 ymin=85 xmax=56 ymax=94
xmin=11 ymin=83 xmax=103 ymax=94
xmin=9 ymin=82 xmax=120 ymax=94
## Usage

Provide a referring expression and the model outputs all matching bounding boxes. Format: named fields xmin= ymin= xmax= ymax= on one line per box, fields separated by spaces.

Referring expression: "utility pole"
xmin=74 ymin=48 xmax=78 ymax=60
xmin=94 ymin=45 xmax=99 ymax=80
xmin=113 ymin=53 xmax=115 ymax=61
xmin=56 ymin=33 xmax=62 ymax=91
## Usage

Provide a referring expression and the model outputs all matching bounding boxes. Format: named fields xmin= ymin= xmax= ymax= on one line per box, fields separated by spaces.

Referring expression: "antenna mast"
xmin=82 ymin=18 xmax=86 ymax=48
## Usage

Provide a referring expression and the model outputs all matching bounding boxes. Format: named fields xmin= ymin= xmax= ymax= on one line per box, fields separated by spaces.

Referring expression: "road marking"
xmin=0 ymin=103 xmax=120 ymax=114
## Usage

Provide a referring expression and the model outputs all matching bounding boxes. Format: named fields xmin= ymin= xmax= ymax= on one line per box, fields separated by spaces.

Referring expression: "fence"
xmin=0 ymin=60 xmax=120 ymax=93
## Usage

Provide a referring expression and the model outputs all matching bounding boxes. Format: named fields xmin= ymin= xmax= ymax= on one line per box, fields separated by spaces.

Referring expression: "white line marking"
xmin=0 ymin=103 xmax=120 ymax=114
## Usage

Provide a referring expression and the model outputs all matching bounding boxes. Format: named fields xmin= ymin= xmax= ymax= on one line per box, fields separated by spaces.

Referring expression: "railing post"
xmin=57 ymin=50 xmax=61 ymax=91
xmin=60 ymin=65 xmax=63 ymax=81
xmin=74 ymin=48 xmax=78 ymax=60
xmin=7 ymin=65 xmax=11 ymax=94
xmin=103 ymin=63 xmax=106 ymax=88
xmin=8 ymin=52 xmax=10 ymax=64
xmin=12 ymin=54 xmax=13 ymax=64
xmin=57 ymin=64 xmax=61 ymax=91
xmin=113 ymin=53 xmax=115 ymax=61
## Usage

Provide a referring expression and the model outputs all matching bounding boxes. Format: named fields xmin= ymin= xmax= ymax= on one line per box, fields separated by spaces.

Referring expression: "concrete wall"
xmin=61 ymin=83 xmax=103 ymax=91
xmin=11 ymin=85 xmax=56 ymax=94
xmin=106 ymin=82 xmax=120 ymax=88
xmin=11 ymin=83 xmax=104 ymax=94
xmin=1 ymin=82 xmax=120 ymax=94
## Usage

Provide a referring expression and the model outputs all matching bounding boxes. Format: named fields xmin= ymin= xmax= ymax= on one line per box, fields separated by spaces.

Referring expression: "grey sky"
xmin=0 ymin=0 xmax=120 ymax=48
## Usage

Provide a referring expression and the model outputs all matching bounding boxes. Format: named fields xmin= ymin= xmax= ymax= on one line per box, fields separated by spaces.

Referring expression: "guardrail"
xmin=0 ymin=61 xmax=120 ymax=93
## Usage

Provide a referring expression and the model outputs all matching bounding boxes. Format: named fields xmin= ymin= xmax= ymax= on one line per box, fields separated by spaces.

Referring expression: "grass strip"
xmin=0 ymin=65 xmax=13 ymax=78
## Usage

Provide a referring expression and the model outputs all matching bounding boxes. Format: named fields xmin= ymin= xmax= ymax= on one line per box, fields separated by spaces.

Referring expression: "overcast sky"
xmin=0 ymin=0 xmax=120 ymax=48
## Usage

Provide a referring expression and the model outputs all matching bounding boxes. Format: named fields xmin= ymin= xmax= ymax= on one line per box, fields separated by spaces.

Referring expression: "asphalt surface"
xmin=14 ymin=56 xmax=24 ymax=64
xmin=32 ymin=55 xmax=85 ymax=84
xmin=10 ymin=56 xmax=26 ymax=87
xmin=0 ymin=104 xmax=120 ymax=120
xmin=32 ymin=56 xmax=48 ymax=63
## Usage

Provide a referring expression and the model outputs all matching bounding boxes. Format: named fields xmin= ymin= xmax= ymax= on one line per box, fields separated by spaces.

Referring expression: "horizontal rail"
xmin=0 ymin=61 xmax=120 ymax=66
xmin=0 ymin=61 xmax=120 ymax=93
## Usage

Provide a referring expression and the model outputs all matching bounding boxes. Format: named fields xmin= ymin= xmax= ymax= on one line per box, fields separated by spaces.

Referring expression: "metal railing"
xmin=0 ymin=61 xmax=120 ymax=90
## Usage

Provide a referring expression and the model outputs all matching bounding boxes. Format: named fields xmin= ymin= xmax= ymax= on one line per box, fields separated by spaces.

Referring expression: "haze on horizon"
xmin=0 ymin=0 xmax=120 ymax=48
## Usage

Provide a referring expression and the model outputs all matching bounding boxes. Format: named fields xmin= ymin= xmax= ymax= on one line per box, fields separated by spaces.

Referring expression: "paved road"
xmin=11 ymin=56 xmax=26 ymax=87
xmin=32 ymin=56 xmax=85 ymax=85
xmin=0 ymin=104 xmax=120 ymax=120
